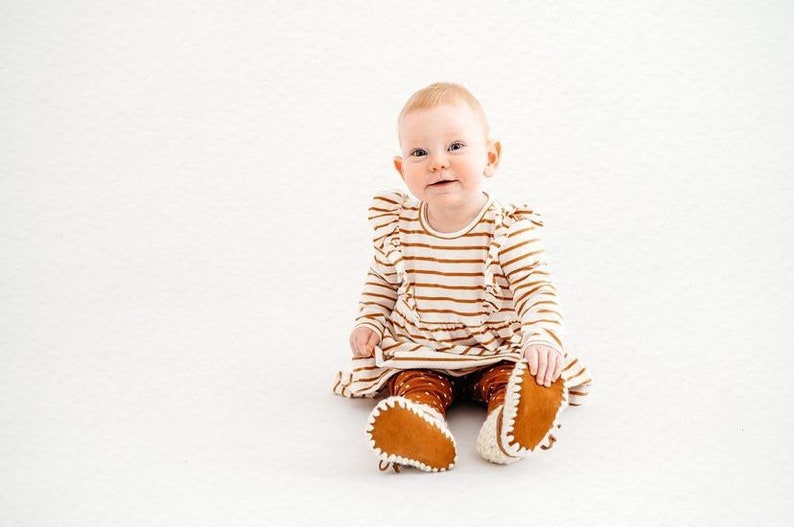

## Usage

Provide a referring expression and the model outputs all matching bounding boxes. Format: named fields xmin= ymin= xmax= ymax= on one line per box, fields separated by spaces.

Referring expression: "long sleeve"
xmin=353 ymin=191 xmax=407 ymax=339
xmin=354 ymin=245 xmax=399 ymax=338
xmin=498 ymin=218 xmax=564 ymax=355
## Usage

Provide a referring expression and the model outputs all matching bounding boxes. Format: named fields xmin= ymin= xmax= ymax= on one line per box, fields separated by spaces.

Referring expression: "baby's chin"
xmin=423 ymin=192 xmax=484 ymax=209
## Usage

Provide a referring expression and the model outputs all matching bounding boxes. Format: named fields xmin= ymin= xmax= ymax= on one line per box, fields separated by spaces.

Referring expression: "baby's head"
xmin=394 ymin=83 xmax=501 ymax=208
xmin=397 ymin=82 xmax=492 ymax=143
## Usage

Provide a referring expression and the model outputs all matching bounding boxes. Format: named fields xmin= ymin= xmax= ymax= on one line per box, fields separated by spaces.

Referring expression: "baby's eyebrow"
xmin=404 ymin=143 xmax=426 ymax=151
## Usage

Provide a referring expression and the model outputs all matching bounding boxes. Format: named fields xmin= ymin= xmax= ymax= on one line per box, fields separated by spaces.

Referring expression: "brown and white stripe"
xmin=335 ymin=191 xmax=591 ymax=406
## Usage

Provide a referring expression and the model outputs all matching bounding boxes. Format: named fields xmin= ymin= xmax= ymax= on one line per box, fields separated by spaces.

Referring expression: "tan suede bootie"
xmin=476 ymin=361 xmax=567 ymax=464
xmin=367 ymin=396 xmax=456 ymax=472
xmin=366 ymin=370 xmax=456 ymax=472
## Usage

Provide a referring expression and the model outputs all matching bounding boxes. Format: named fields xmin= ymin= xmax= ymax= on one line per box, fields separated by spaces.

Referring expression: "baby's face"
xmin=394 ymin=102 xmax=499 ymax=212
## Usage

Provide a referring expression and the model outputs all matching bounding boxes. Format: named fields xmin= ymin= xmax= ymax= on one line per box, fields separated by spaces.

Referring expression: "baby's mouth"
xmin=429 ymin=179 xmax=456 ymax=187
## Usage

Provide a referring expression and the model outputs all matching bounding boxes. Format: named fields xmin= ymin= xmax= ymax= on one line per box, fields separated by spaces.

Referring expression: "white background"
xmin=2 ymin=1 xmax=792 ymax=525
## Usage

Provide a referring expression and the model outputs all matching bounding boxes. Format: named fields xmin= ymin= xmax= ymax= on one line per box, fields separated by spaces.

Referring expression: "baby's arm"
xmin=349 ymin=247 xmax=399 ymax=357
xmin=499 ymin=218 xmax=565 ymax=386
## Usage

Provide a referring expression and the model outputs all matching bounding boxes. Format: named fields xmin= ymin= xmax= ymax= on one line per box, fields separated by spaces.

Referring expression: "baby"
xmin=333 ymin=82 xmax=591 ymax=472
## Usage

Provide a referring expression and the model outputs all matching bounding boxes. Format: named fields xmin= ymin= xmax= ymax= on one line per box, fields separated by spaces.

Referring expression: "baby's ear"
xmin=393 ymin=156 xmax=405 ymax=180
xmin=484 ymin=140 xmax=501 ymax=178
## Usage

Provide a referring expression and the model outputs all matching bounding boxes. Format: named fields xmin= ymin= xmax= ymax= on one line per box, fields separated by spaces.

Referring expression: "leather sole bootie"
xmin=477 ymin=361 xmax=567 ymax=464
xmin=367 ymin=396 xmax=457 ymax=472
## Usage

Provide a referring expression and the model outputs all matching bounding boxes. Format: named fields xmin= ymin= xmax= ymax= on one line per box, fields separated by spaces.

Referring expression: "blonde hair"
xmin=398 ymin=82 xmax=490 ymax=139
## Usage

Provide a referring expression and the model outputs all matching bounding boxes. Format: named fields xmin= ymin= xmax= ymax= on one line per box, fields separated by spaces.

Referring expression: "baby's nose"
xmin=429 ymin=154 xmax=450 ymax=171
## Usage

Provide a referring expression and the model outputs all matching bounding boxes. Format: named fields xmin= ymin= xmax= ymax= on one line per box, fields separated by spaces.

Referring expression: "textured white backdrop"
xmin=1 ymin=1 xmax=793 ymax=525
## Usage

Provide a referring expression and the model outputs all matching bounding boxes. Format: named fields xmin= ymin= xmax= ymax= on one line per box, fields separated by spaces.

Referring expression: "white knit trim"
xmin=498 ymin=361 xmax=568 ymax=458
xmin=476 ymin=406 xmax=520 ymax=465
xmin=365 ymin=396 xmax=457 ymax=472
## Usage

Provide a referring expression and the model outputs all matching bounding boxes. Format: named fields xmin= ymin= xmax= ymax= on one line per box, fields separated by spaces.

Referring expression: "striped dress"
xmin=333 ymin=191 xmax=591 ymax=406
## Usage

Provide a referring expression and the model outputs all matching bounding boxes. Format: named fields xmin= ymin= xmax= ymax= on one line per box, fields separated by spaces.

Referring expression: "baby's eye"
xmin=448 ymin=141 xmax=465 ymax=151
xmin=410 ymin=148 xmax=428 ymax=157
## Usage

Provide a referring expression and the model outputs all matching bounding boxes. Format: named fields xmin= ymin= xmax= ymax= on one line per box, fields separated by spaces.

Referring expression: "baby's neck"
xmin=425 ymin=194 xmax=489 ymax=233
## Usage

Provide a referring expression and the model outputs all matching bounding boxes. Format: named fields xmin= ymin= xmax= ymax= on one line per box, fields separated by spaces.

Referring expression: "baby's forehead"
xmin=398 ymin=103 xmax=488 ymax=141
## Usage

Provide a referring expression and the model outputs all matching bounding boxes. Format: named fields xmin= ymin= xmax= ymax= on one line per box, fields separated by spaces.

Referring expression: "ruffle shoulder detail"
xmin=494 ymin=203 xmax=544 ymax=230
xmin=484 ymin=202 xmax=545 ymax=295
xmin=367 ymin=191 xmax=410 ymax=244
xmin=367 ymin=190 xmax=411 ymax=300
xmin=490 ymin=203 xmax=545 ymax=251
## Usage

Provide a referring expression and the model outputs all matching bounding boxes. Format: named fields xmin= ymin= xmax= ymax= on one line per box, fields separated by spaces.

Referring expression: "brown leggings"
xmin=386 ymin=362 xmax=516 ymax=416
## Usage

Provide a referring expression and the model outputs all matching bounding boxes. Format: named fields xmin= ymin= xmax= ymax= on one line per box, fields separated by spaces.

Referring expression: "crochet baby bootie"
xmin=366 ymin=370 xmax=456 ymax=472
xmin=367 ymin=396 xmax=457 ymax=472
xmin=476 ymin=361 xmax=567 ymax=464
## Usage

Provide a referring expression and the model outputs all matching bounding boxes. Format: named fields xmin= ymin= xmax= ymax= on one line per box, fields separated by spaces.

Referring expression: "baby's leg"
xmin=366 ymin=370 xmax=457 ymax=472
xmin=470 ymin=361 xmax=567 ymax=464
